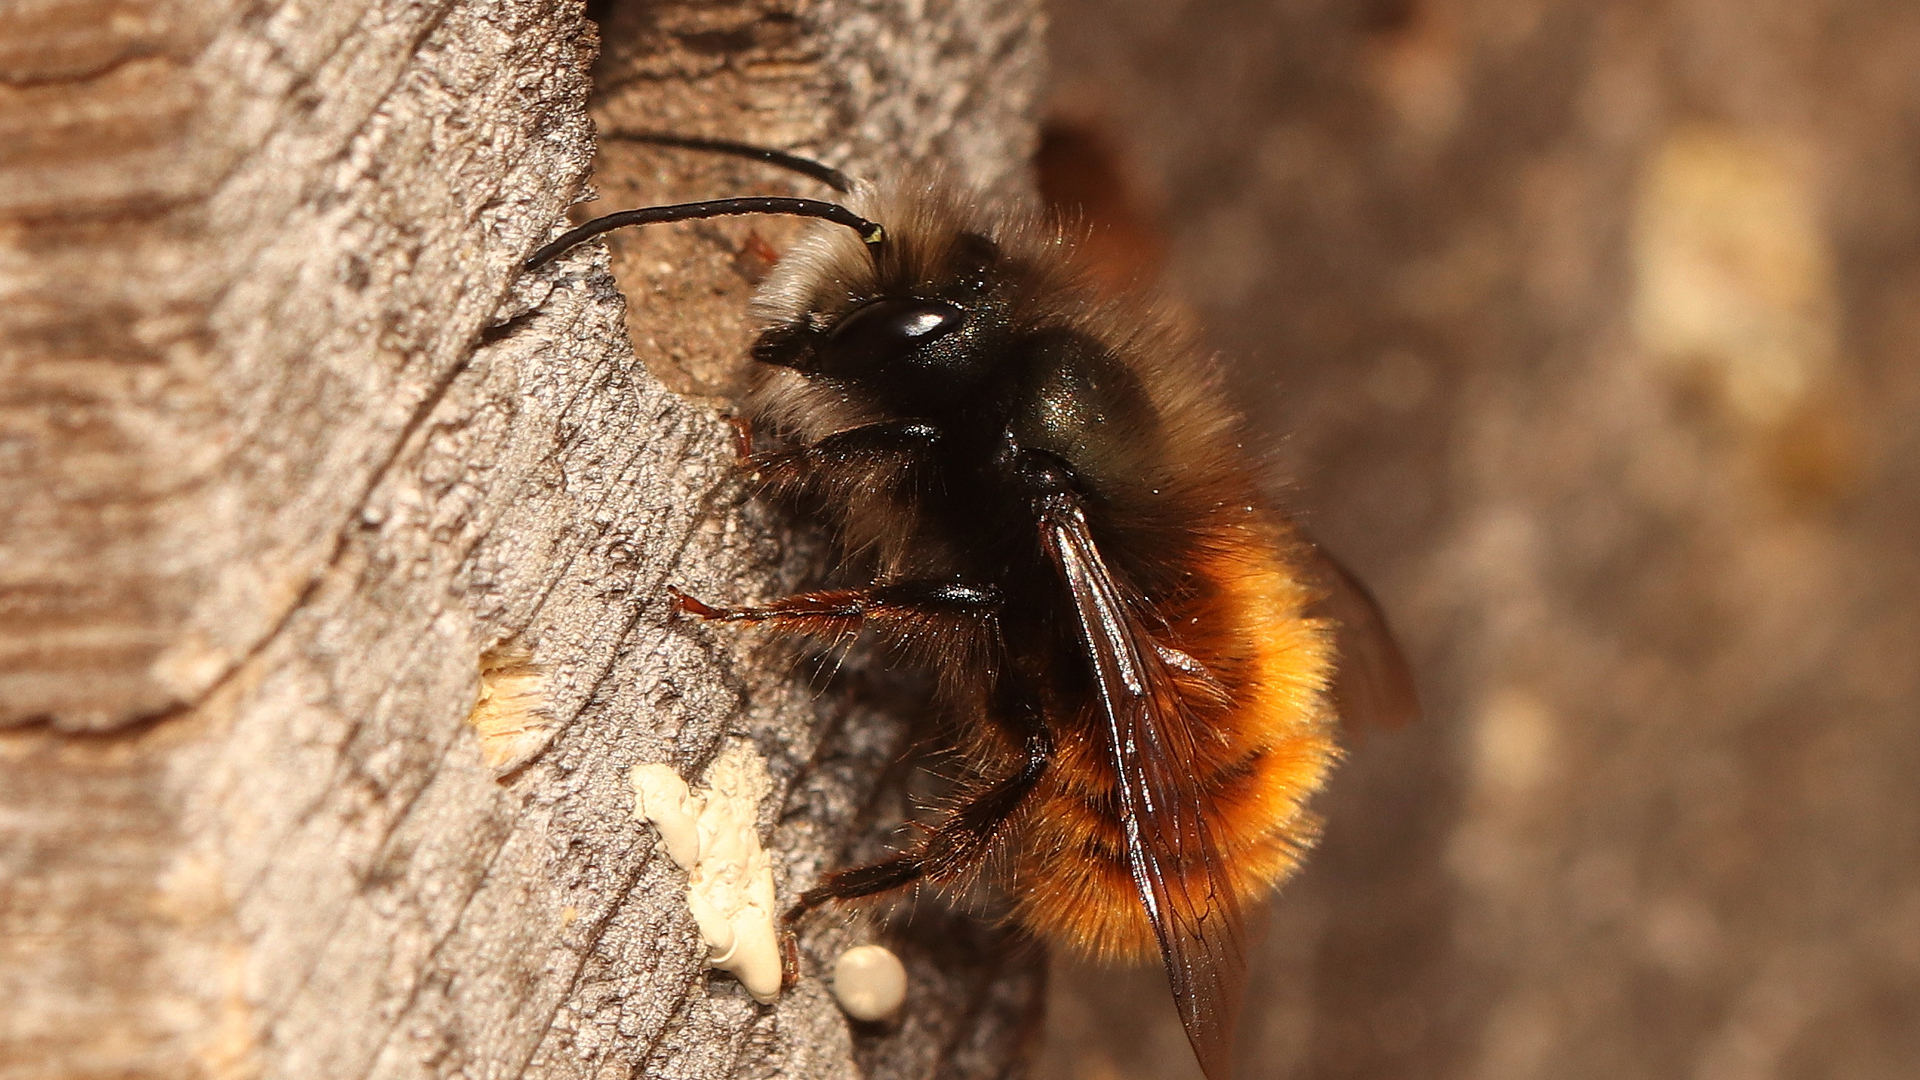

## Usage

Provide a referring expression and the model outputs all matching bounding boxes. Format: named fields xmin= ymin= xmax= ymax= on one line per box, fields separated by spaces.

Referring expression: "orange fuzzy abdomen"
xmin=1009 ymin=534 xmax=1340 ymax=960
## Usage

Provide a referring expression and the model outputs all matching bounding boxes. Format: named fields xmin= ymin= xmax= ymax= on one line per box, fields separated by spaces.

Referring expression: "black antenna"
xmin=605 ymin=132 xmax=855 ymax=193
xmin=523 ymin=197 xmax=886 ymax=272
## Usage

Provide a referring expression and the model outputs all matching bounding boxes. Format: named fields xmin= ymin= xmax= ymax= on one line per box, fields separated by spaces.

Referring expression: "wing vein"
xmin=1038 ymin=496 xmax=1247 ymax=1080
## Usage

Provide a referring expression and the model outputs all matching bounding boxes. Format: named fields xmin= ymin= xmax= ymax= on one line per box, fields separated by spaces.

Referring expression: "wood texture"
xmin=1 ymin=1 xmax=1046 ymax=1077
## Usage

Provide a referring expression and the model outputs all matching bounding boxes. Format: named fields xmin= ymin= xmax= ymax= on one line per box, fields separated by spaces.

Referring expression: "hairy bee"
xmin=527 ymin=136 xmax=1416 ymax=1080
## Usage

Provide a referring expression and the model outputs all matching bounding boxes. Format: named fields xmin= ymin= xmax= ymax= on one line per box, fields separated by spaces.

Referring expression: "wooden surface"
xmin=0 ymin=1 xmax=1046 ymax=1077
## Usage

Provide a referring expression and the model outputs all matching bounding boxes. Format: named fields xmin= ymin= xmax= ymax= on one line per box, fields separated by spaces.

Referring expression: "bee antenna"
xmin=523 ymin=197 xmax=886 ymax=272
xmin=603 ymin=132 xmax=856 ymax=194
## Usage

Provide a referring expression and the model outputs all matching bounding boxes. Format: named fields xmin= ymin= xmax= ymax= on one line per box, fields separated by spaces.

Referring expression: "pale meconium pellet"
xmin=630 ymin=742 xmax=782 ymax=1003
xmin=832 ymin=944 xmax=907 ymax=1022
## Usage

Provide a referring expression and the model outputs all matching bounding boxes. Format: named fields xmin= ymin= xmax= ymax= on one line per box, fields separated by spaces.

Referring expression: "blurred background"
xmin=1029 ymin=2 xmax=1920 ymax=1078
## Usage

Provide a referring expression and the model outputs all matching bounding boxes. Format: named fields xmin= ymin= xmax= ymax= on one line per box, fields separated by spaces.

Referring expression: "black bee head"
xmin=751 ymin=232 xmax=1009 ymax=396
xmin=783 ymin=296 xmax=969 ymax=377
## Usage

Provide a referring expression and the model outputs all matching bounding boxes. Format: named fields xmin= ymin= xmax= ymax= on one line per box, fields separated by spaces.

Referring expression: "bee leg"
xmin=786 ymin=856 xmax=929 ymax=921
xmin=747 ymin=418 xmax=940 ymax=491
xmin=786 ymin=702 xmax=1052 ymax=918
xmin=669 ymin=581 xmax=999 ymax=644
xmin=920 ymin=707 xmax=1052 ymax=879
xmin=779 ymin=928 xmax=803 ymax=991
xmin=725 ymin=414 xmax=755 ymax=461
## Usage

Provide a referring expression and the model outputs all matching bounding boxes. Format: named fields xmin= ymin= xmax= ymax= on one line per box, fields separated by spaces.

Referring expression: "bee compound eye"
xmin=817 ymin=298 xmax=967 ymax=375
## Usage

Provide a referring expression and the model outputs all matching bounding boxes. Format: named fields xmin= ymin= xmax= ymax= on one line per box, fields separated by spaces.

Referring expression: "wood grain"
xmin=0 ymin=0 xmax=1046 ymax=1076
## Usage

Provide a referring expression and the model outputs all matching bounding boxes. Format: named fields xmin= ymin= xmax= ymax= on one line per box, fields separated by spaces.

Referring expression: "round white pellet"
xmin=831 ymin=944 xmax=907 ymax=1022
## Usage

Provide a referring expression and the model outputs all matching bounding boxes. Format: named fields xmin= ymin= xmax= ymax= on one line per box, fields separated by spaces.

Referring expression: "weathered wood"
xmin=1 ymin=0 xmax=1045 ymax=1076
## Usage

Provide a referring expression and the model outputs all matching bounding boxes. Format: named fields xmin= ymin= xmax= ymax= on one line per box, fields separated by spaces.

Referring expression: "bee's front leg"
xmin=724 ymin=414 xmax=756 ymax=462
xmin=745 ymin=418 xmax=940 ymax=495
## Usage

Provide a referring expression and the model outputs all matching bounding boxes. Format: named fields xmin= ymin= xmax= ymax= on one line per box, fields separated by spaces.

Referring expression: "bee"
xmin=526 ymin=135 xmax=1417 ymax=1080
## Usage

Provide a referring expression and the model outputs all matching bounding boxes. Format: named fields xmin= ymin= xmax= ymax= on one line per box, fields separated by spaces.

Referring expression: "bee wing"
xmin=1299 ymin=540 xmax=1421 ymax=731
xmin=1042 ymin=500 xmax=1246 ymax=1080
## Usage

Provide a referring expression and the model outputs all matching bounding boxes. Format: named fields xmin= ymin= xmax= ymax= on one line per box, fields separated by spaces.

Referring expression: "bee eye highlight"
xmin=815 ymin=298 xmax=966 ymax=375
xmin=899 ymin=309 xmax=956 ymax=337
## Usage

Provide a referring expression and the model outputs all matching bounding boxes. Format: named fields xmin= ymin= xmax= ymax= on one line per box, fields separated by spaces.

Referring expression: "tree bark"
xmin=0 ymin=2 xmax=1044 ymax=1077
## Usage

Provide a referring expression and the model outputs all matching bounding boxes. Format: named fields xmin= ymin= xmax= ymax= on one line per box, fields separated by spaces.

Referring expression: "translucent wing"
xmin=1040 ymin=499 xmax=1247 ymax=1080
xmin=1299 ymin=539 xmax=1421 ymax=731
